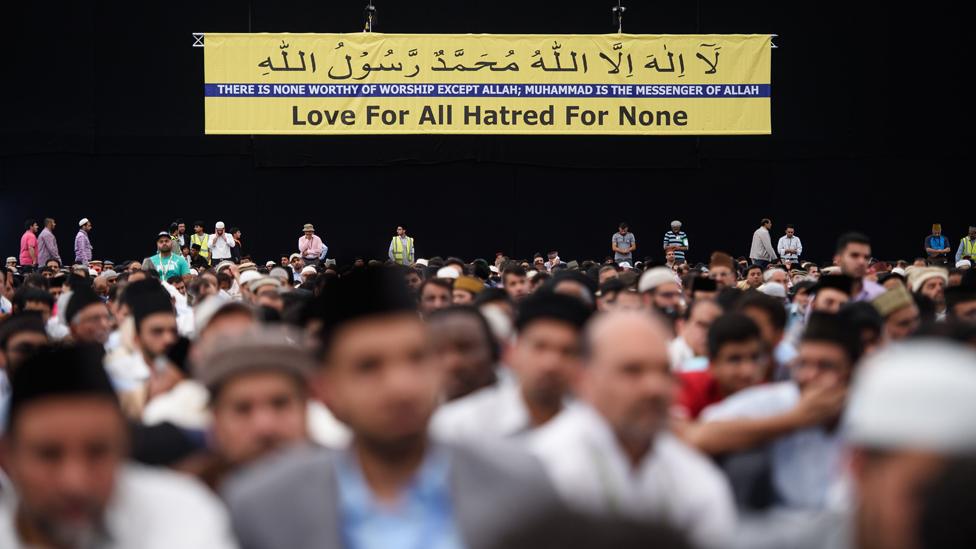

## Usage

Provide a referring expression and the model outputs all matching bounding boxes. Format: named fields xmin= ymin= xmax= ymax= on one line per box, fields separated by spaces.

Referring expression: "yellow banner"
xmin=204 ymin=33 xmax=771 ymax=135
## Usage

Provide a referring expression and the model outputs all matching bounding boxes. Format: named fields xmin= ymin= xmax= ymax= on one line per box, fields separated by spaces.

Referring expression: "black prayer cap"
xmin=550 ymin=270 xmax=598 ymax=297
xmin=690 ymin=276 xmax=717 ymax=293
xmin=311 ymin=268 xmax=417 ymax=356
xmin=811 ymin=274 xmax=855 ymax=296
xmin=6 ymin=344 xmax=117 ymax=432
xmin=802 ymin=312 xmax=863 ymax=364
xmin=165 ymin=336 xmax=192 ymax=375
xmin=945 ymin=284 xmax=976 ymax=313
xmin=0 ymin=312 xmax=47 ymax=350
xmin=124 ymin=279 xmax=174 ymax=328
xmin=65 ymin=285 xmax=102 ymax=324
xmin=516 ymin=291 xmax=592 ymax=333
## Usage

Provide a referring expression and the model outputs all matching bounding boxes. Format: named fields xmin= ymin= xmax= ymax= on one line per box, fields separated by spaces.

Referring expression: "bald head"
xmin=579 ymin=311 xmax=674 ymax=457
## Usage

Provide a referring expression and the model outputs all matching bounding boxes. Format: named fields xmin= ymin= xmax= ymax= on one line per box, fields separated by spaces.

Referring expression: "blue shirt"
xmin=333 ymin=445 xmax=465 ymax=549
xmin=663 ymin=231 xmax=689 ymax=261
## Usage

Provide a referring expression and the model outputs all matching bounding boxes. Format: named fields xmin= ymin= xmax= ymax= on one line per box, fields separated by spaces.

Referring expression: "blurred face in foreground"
xmin=428 ymin=311 xmax=496 ymax=401
xmin=577 ymin=312 xmax=673 ymax=458
xmin=508 ymin=319 xmax=582 ymax=414
xmin=314 ymin=313 xmax=440 ymax=451
xmin=3 ymin=397 xmax=125 ymax=549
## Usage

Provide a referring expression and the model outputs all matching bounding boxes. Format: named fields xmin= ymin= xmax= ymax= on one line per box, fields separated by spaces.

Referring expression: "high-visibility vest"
xmin=391 ymin=236 xmax=414 ymax=264
xmin=191 ymin=233 xmax=210 ymax=262
xmin=963 ymin=237 xmax=976 ymax=258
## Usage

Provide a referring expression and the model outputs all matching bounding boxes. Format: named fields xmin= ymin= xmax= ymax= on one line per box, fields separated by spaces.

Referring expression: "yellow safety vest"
xmin=391 ymin=236 xmax=414 ymax=264
xmin=963 ymin=237 xmax=976 ymax=258
xmin=191 ymin=233 xmax=211 ymax=263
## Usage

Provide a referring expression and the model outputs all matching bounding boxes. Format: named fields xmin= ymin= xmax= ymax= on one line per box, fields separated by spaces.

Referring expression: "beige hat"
xmin=303 ymin=223 xmax=315 ymax=232
xmin=905 ymin=266 xmax=948 ymax=293
xmin=248 ymin=276 xmax=282 ymax=294
xmin=871 ymin=286 xmax=914 ymax=317
xmin=193 ymin=327 xmax=314 ymax=391
xmin=454 ymin=275 xmax=484 ymax=295
xmin=215 ymin=221 xmax=225 ymax=230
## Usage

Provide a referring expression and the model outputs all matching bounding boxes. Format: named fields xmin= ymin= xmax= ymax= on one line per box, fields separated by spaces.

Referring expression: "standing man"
xmin=955 ymin=225 xmax=976 ymax=264
xmin=388 ymin=225 xmax=415 ymax=265
xmin=174 ymin=219 xmax=188 ymax=248
xmin=835 ymin=232 xmax=885 ymax=302
xmin=612 ymin=222 xmax=637 ymax=265
xmin=924 ymin=223 xmax=952 ymax=265
xmin=149 ymin=232 xmax=191 ymax=282
xmin=749 ymin=218 xmax=778 ymax=269
xmin=74 ymin=217 xmax=93 ymax=266
xmin=230 ymin=227 xmax=243 ymax=264
xmin=663 ymin=220 xmax=689 ymax=264
xmin=36 ymin=218 xmax=60 ymax=268
xmin=298 ymin=224 xmax=325 ymax=267
xmin=777 ymin=224 xmax=803 ymax=264
xmin=19 ymin=219 xmax=39 ymax=272
xmin=190 ymin=221 xmax=211 ymax=265
xmin=208 ymin=222 xmax=235 ymax=263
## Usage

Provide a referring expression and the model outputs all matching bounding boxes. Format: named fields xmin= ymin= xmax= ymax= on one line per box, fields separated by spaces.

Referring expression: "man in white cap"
xmin=733 ymin=340 xmax=976 ymax=549
xmin=906 ymin=266 xmax=948 ymax=319
xmin=208 ymin=222 xmax=235 ymax=263
xmin=663 ymin=220 xmax=689 ymax=263
xmin=74 ymin=218 xmax=93 ymax=266
xmin=639 ymin=266 xmax=682 ymax=316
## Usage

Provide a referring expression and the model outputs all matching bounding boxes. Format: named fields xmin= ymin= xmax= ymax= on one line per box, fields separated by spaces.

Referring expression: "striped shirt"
xmin=663 ymin=231 xmax=689 ymax=262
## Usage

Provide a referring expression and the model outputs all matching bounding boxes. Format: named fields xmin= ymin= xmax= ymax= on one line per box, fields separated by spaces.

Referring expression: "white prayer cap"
xmin=415 ymin=258 xmax=429 ymax=267
xmin=301 ymin=266 xmax=317 ymax=276
xmin=489 ymin=265 xmax=500 ymax=274
xmin=758 ymin=282 xmax=787 ymax=299
xmin=956 ymin=260 xmax=971 ymax=270
xmin=265 ymin=261 xmax=276 ymax=268
xmin=844 ymin=340 xmax=976 ymax=454
xmin=670 ymin=220 xmax=682 ymax=227
xmin=437 ymin=266 xmax=460 ymax=279
xmin=215 ymin=221 xmax=225 ymax=230
xmin=239 ymin=270 xmax=262 ymax=285
xmin=638 ymin=267 xmax=677 ymax=293
xmin=891 ymin=267 xmax=907 ymax=277
xmin=619 ymin=261 xmax=633 ymax=270
xmin=78 ymin=218 xmax=90 ymax=227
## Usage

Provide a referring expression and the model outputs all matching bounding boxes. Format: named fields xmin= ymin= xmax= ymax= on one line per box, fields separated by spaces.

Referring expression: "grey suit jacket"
xmin=223 ymin=441 xmax=562 ymax=549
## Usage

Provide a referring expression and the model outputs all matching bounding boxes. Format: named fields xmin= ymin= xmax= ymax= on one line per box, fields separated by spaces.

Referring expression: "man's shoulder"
xmin=701 ymin=381 xmax=799 ymax=421
xmin=223 ymin=445 xmax=335 ymax=509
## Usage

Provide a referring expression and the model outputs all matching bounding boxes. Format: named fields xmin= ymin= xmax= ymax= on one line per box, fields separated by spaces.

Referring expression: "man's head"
xmin=578 ymin=311 xmax=673 ymax=455
xmin=908 ymin=267 xmax=949 ymax=309
xmin=761 ymin=218 xmax=772 ymax=230
xmin=25 ymin=219 xmax=39 ymax=233
xmin=78 ymin=218 xmax=92 ymax=233
xmin=503 ymin=266 xmax=530 ymax=301
xmin=670 ymin=220 xmax=682 ymax=232
xmin=785 ymin=224 xmax=795 ymax=237
xmin=396 ymin=225 xmax=406 ymax=237
xmin=945 ymin=285 xmax=976 ymax=323
xmin=66 ymin=287 xmax=111 ymax=345
xmin=43 ymin=218 xmax=56 ymax=230
xmin=931 ymin=223 xmax=942 ymax=236
xmin=835 ymin=232 xmax=873 ymax=280
xmin=214 ymin=221 xmax=226 ymax=235
xmin=677 ymin=298 xmax=723 ymax=359
xmin=708 ymin=252 xmax=737 ymax=290
xmin=125 ymin=280 xmax=177 ymax=360
xmin=665 ymin=249 xmax=676 ymax=264
xmin=167 ymin=275 xmax=186 ymax=296
xmin=707 ymin=312 xmax=766 ymax=397
xmin=598 ymin=265 xmax=619 ymax=285
xmin=12 ymin=287 xmax=54 ymax=323
xmin=196 ymin=329 xmax=312 ymax=466
xmin=509 ymin=292 xmax=591 ymax=413
xmin=403 ymin=268 xmax=423 ymax=292
xmin=176 ymin=221 xmax=185 ymax=235
xmin=427 ymin=306 xmax=498 ymax=401
xmin=638 ymin=267 xmax=681 ymax=314
xmin=156 ymin=232 xmax=173 ymax=255
xmin=737 ymin=292 xmax=788 ymax=351
xmin=794 ymin=313 xmax=862 ymax=395
xmin=811 ymin=275 xmax=855 ymax=314
xmin=192 ymin=221 xmax=205 ymax=234
xmin=764 ymin=268 xmax=789 ymax=291
xmin=745 ymin=265 xmax=764 ymax=288
xmin=248 ymin=277 xmax=284 ymax=312
xmin=311 ymin=270 xmax=434 ymax=454
xmin=0 ymin=313 xmax=49 ymax=373
xmin=451 ymin=275 xmax=483 ymax=305
xmin=618 ymin=222 xmax=629 ymax=235
xmin=843 ymin=342 xmax=976 ymax=549
xmin=419 ymin=278 xmax=452 ymax=317
xmin=2 ymin=345 xmax=125 ymax=549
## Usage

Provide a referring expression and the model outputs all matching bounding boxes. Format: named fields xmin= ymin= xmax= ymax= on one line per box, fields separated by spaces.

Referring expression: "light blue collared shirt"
xmin=333 ymin=444 xmax=465 ymax=549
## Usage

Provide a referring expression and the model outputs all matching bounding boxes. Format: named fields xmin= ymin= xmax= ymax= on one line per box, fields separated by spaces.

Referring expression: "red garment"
xmin=675 ymin=371 xmax=725 ymax=420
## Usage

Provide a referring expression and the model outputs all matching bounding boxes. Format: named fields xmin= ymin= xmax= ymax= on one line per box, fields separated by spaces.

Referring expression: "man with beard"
xmin=528 ymin=310 xmax=735 ymax=549
xmin=0 ymin=345 xmax=237 ymax=548
xmin=148 ymin=232 xmax=190 ymax=283
xmin=431 ymin=292 xmax=590 ymax=442
xmin=224 ymin=269 xmax=560 ymax=549
xmin=638 ymin=266 xmax=682 ymax=317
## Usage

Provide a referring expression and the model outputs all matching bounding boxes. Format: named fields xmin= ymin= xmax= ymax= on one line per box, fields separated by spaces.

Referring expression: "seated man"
xmin=528 ymin=310 xmax=735 ymax=549
xmin=673 ymin=312 xmax=766 ymax=422
xmin=693 ymin=313 xmax=863 ymax=509
xmin=0 ymin=345 xmax=237 ymax=548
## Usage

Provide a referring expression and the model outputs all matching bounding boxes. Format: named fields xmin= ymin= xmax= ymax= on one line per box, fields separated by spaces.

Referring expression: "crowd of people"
xmin=0 ymin=214 xmax=975 ymax=549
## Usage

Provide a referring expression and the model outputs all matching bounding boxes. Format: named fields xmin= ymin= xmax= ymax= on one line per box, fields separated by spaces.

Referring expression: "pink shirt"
xmin=19 ymin=230 xmax=37 ymax=265
xmin=298 ymin=234 xmax=324 ymax=259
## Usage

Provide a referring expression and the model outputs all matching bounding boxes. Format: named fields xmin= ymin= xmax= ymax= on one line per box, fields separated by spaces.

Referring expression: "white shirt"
xmin=430 ymin=377 xmax=535 ymax=442
xmin=208 ymin=233 xmax=235 ymax=260
xmin=777 ymin=235 xmax=804 ymax=260
xmin=0 ymin=464 xmax=238 ymax=549
xmin=669 ymin=336 xmax=708 ymax=373
xmin=528 ymin=404 xmax=736 ymax=549
xmin=702 ymin=382 xmax=844 ymax=510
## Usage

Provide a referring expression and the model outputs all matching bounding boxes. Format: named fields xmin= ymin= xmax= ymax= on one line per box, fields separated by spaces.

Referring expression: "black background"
xmin=0 ymin=1 xmax=968 ymax=266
